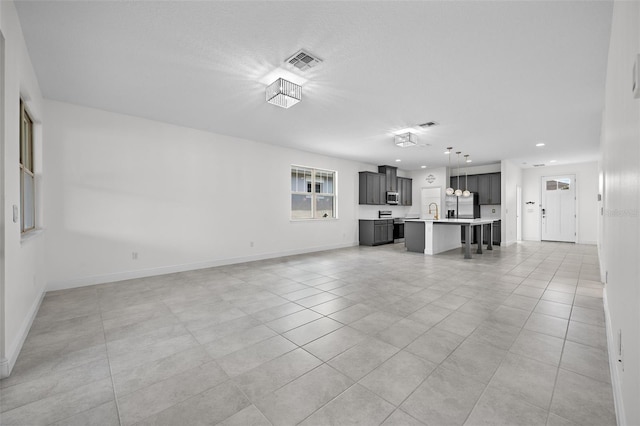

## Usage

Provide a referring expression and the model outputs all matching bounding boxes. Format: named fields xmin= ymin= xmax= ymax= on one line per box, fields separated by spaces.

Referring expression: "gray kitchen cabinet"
xmin=489 ymin=173 xmax=501 ymax=204
xmin=482 ymin=220 xmax=501 ymax=245
xmin=458 ymin=173 xmax=500 ymax=204
xmin=405 ymin=221 xmax=425 ymax=253
xmin=450 ymin=175 xmax=460 ymax=191
xmin=477 ymin=174 xmax=491 ymax=204
xmin=359 ymin=219 xmax=394 ymax=246
xmin=398 ymin=177 xmax=413 ymax=206
xmin=479 ymin=173 xmax=501 ymax=204
xmin=452 ymin=174 xmax=477 ymax=193
xmin=359 ymin=172 xmax=386 ymax=205
xmin=378 ymin=166 xmax=398 ymax=192
xmin=465 ymin=174 xmax=478 ymax=193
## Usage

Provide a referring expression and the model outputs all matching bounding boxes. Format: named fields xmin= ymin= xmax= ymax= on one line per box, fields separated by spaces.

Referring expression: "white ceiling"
xmin=15 ymin=1 xmax=613 ymax=171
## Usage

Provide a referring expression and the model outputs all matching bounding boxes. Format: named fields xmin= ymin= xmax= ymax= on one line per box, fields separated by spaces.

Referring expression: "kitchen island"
xmin=405 ymin=218 xmax=495 ymax=259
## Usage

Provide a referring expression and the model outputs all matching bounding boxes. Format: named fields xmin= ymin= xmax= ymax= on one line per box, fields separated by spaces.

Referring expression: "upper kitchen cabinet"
xmin=359 ymin=171 xmax=386 ymax=205
xmin=378 ymin=166 xmax=398 ymax=192
xmin=450 ymin=175 xmax=475 ymax=193
xmin=397 ymin=177 xmax=413 ymax=206
xmin=452 ymin=173 xmax=500 ymax=204
xmin=478 ymin=173 xmax=501 ymax=204
xmin=477 ymin=174 xmax=490 ymax=204
xmin=465 ymin=174 xmax=478 ymax=194
xmin=489 ymin=173 xmax=501 ymax=204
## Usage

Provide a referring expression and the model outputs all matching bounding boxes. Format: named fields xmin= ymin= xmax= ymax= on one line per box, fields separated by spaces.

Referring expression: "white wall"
xmin=600 ymin=1 xmax=640 ymax=424
xmin=408 ymin=167 xmax=448 ymax=217
xmin=44 ymin=101 xmax=365 ymax=290
xmin=501 ymin=160 xmax=522 ymax=246
xmin=0 ymin=0 xmax=46 ymax=377
xmin=451 ymin=162 xmax=501 ymax=176
xmin=521 ymin=162 xmax=598 ymax=244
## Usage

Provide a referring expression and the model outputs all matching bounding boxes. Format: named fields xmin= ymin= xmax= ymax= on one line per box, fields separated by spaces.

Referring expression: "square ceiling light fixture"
xmin=266 ymin=78 xmax=302 ymax=109
xmin=394 ymin=132 xmax=418 ymax=147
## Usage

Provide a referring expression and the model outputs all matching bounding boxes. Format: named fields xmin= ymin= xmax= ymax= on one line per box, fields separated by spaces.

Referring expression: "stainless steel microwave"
xmin=386 ymin=191 xmax=399 ymax=204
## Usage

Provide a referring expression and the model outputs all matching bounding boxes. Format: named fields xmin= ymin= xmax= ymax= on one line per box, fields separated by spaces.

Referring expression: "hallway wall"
xmin=600 ymin=1 xmax=640 ymax=424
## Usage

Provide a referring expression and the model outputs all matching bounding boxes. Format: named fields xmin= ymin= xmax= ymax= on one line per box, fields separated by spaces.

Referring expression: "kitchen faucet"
xmin=428 ymin=202 xmax=439 ymax=220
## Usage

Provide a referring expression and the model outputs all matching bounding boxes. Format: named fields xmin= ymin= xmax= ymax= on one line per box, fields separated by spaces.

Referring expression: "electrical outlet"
xmin=250 ymin=241 xmax=254 ymax=248
xmin=132 ymin=252 xmax=138 ymax=260
xmin=492 ymin=208 xmax=495 ymax=213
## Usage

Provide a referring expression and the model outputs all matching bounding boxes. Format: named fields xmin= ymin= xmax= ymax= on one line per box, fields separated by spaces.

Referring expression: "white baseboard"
xmin=0 ymin=357 xmax=8 ymax=378
xmin=0 ymin=290 xmax=45 ymax=379
xmin=47 ymin=242 xmax=359 ymax=292
xmin=603 ymin=289 xmax=625 ymax=426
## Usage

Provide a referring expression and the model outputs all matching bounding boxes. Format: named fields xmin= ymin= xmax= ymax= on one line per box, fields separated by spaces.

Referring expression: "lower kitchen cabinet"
xmin=359 ymin=219 xmax=394 ymax=246
xmin=461 ymin=220 xmax=501 ymax=245
xmin=482 ymin=220 xmax=501 ymax=245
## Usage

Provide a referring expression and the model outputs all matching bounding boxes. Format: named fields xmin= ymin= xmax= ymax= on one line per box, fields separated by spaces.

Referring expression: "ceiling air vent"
xmin=533 ymin=164 xmax=546 ymax=167
xmin=418 ymin=121 xmax=438 ymax=128
xmin=286 ymin=49 xmax=322 ymax=71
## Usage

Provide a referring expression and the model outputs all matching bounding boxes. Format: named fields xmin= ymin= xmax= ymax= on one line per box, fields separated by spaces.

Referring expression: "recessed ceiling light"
xmin=395 ymin=159 xmax=401 ymax=162
xmin=421 ymin=165 xmax=427 ymax=168
xmin=536 ymin=143 xmax=545 ymax=147
xmin=550 ymin=160 xmax=557 ymax=163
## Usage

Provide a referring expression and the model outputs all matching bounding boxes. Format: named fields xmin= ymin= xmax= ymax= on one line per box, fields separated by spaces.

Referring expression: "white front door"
xmin=541 ymin=175 xmax=576 ymax=242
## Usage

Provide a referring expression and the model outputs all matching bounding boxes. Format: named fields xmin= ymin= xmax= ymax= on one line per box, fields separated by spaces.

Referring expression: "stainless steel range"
xmin=379 ymin=210 xmax=404 ymax=243
xmin=393 ymin=217 xmax=405 ymax=243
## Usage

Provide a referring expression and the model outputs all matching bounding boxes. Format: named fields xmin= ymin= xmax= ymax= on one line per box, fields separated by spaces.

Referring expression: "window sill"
xmin=21 ymin=228 xmax=44 ymax=244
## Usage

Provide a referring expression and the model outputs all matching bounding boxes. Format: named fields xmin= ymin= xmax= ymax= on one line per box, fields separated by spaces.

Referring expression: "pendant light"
xmin=462 ymin=155 xmax=471 ymax=197
xmin=445 ymin=147 xmax=454 ymax=196
xmin=454 ymin=152 xmax=462 ymax=197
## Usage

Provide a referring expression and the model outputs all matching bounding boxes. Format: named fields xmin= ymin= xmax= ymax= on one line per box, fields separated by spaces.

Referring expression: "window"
xmin=290 ymin=166 xmax=336 ymax=219
xmin=20 ymin=100 xmax=35 ymax=233
xmin=546 ymin=178 xmax=571 ymax=191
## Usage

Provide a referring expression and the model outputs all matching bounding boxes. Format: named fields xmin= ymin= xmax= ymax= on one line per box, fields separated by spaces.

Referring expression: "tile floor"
xmin=0 ymin=241 xmax=616 ymax=425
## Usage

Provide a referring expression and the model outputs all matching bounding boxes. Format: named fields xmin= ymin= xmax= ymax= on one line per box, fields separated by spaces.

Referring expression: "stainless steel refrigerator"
xmin=445 ymin=194 xmax=480 ymax=219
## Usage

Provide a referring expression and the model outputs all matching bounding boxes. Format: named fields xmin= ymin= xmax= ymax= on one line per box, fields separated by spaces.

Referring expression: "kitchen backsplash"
xmin=481 ymin=205 xmax=501 ymax=219
xmin=358 ymin=204 xmax=411 ymax=219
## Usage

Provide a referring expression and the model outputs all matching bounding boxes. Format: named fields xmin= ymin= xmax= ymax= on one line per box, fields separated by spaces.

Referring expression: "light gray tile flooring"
xmin=0 ymin=241 xmax=616 ymax=425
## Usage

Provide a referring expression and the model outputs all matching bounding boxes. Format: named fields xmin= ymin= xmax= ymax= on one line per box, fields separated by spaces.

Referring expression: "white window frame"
xmin=290 ymin=165 xmax=337 ymax=220
xmin=20 ymin=100 xmax=35 ymax=234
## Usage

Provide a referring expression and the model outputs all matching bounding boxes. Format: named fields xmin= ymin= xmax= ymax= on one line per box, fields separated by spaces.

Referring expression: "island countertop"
xmin=405 ymin=218 xmax=495 ymax=225
xmin=405 ymin=218 xmax=495 ymax=258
